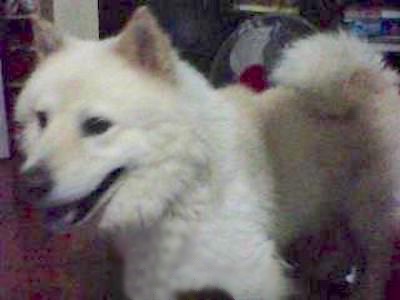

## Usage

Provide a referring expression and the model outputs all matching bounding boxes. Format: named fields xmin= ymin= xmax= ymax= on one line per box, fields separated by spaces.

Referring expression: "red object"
xmin=239 ymin=64 xmax=269 ymax=93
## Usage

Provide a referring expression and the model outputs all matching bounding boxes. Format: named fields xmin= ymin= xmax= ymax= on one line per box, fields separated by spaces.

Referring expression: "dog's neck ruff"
xmin=102 ymin=60 xmax=285 ymax=300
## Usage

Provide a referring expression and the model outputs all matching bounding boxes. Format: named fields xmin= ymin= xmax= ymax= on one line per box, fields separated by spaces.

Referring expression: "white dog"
xmin=15 ymin=7 xmax=291 ymax=300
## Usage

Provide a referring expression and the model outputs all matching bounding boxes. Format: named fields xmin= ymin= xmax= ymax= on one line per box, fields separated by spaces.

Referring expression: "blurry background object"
xmin=99 ymin=0 xmax=241 ymax=75
xmin=299 ymin=0 xmax=346 ymax=29
xmin=0 ymin=62 xmax=10 ymax=159
xmin=37 ymin=0 xmax=99 ymax=39
xmin=343 ymin=4 xmax=400 ymax=54
xmin=2 ymin=0 xmax=38 ymax=155
xmin=1 ymin=1 xmax=116 ymax=299
xmin=3 ymin=0 xmax=38 ymax=16
xmin=239 ymin=64 xmax=269 ymax=92
xmin=232 ymin=0 xmax=300 ymax=14
xmin=209 ymin=14 xmax=316 ymax=88
xmin=52 ymin=0 xmax=99 ymax=40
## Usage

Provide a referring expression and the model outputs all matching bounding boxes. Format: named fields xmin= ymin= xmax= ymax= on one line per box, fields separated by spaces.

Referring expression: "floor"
xmin=2 ymin=156 xmax=400 ymax=299
xmin=0 ymin=158 xmax=117 ymax=299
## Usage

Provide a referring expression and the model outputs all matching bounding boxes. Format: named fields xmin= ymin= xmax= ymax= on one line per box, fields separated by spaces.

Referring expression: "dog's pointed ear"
xmin=32 ymin=18 xmax=64 ymax=59
xmin=115 ymin=6 xmax=176 ymax=82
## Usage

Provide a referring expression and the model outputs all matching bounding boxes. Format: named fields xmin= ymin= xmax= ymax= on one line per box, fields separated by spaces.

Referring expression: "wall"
xmin=53 ymin=0 xmax=99 ymax=40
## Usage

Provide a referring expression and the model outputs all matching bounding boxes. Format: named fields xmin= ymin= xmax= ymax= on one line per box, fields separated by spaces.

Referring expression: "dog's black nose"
xmin=18 ymin=165 xmax=53 ymax=202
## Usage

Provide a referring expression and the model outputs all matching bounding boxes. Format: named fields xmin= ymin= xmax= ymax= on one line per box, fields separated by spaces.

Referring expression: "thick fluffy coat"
xmin=263 ymin=32 xmax=400 ymax=299
xmin=15 ymin=8 xmax=290 ymax=300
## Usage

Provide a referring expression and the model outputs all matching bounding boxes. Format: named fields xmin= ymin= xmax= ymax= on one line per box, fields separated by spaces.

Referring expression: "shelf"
xmin=5 ymin=82 xmax=25 ymax=89
xmin=232 ymin=4 xmax=299 ymax=15
xmin=369 ymin=42 xmax=400 ymax=53
xmin=2 ymin=14 xmax=35 ymax=20
xmin=7 ymin=45 xmax=36 ymax=52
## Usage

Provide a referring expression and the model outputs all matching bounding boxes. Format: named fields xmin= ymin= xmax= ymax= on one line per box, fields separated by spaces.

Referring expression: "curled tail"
xmin=271 ymin=31 xmax=399 ymax=119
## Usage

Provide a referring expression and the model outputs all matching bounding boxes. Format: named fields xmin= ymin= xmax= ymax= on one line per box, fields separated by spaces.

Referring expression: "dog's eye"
xmin=36 ymin=111 xmax=48 ymax=129
xmin=82 ymin=117 xmax=113 ymax=136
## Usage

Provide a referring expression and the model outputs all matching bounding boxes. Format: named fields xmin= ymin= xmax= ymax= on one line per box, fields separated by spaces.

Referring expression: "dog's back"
xmin=262 ymin=31 xmax=400 ymax=298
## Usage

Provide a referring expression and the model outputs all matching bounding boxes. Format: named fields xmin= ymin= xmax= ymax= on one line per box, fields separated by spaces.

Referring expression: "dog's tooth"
xmin=45 ymin=206 xmax=79 ymax=233
xmin=64 ymin=208 xmax=78 ymax=223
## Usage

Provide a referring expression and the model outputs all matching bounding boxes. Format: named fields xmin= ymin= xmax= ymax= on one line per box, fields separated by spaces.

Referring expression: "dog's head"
xmin=15 ymin=7 xmax=194 ymax=233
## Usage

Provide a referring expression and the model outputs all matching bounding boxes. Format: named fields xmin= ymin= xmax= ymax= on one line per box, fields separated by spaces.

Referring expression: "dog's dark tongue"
xmin=36 ymin=167 xmax=124 ymax=233
xmin=43 ymin=193 xmax=99 ymax=233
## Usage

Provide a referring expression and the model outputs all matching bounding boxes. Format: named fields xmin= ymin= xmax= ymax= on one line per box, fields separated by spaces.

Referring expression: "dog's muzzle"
xmin=17 ymin=164 xmax=125 ymax=233
xmin=17 ymin=164 xmax=54 ymax=204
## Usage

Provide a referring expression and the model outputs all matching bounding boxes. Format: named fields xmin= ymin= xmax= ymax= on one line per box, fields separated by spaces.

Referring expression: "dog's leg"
xmin=284 ymin=220 xmax=356 ymax=300
xmin=350 ymin=222 xmax=392 ymax=300
xmin=348 ymin=176 xmax=394 ymax=300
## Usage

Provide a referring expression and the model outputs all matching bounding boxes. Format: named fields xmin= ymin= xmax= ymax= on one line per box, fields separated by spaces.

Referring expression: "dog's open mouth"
xmin=42 ymin=168 xmax=125 ymax=232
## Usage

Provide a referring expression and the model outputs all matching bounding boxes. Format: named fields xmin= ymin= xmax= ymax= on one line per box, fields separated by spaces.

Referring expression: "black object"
xmin=98 ymin=1 xmax=240 ymax=75
xmin=98 ymin=0 xmax=141 ymax=38
xmin=176 ymin=288 xmax=235 ymax=300
xmin=148 ymin=0 xmax=240 ymax=75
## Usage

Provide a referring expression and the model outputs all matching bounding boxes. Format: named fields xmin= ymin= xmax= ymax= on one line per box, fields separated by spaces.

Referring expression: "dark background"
xmin=98 ymin=0 xmax=400 ymax=75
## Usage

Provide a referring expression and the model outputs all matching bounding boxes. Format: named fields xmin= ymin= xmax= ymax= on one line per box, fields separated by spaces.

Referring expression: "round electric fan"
xmin=209 ymin=14 xmax=317 ymax=90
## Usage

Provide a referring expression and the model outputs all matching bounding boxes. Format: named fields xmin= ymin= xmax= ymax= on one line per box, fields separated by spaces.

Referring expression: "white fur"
xmin=272 ymin=31 xmax=399 ymax=115
xmin=266 ymin=31 xmax=400 ymax=299
xmin=16 ymin=33 xmax=290 ymax=299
